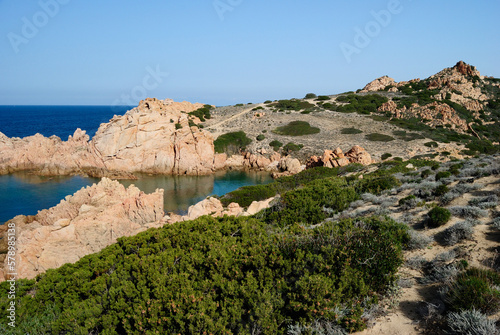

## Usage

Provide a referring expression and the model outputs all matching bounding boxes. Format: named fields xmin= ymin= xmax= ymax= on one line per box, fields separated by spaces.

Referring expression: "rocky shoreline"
xmin=0 ymin=98 xmax=373 ymax=179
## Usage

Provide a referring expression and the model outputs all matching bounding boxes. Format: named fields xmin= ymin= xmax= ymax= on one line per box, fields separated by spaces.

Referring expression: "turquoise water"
xmin=0 ymin=171 xmax=273 ymax=224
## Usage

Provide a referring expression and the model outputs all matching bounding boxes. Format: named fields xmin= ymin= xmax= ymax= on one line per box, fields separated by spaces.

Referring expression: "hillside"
xmin=204 ymin=61 xmax=499 ymax=163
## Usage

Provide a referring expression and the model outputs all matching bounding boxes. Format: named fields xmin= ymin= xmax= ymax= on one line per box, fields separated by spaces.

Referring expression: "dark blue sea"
xmin=0 ymin=106 xmax=273 ymax=224
xmin=0 ymin=105 xmax=132 ymax=139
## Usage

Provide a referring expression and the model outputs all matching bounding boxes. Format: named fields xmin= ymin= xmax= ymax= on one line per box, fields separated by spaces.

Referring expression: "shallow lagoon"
xmin=0 ymin=170 xmax=273 ymax=224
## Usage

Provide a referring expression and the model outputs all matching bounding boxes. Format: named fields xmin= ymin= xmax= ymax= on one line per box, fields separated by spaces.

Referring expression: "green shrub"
xmin=214 ymin=131 xmax=252 ymax=154
xmin=435 ymin=171 xmax=452 ymax=181
xmin=282 ymin=142 xmax=304 ymax=152
xmin=434 ymin=184 xmax=449 ymax=197
xmin=304 ymin=93 xmax=317 ymax=99
xmin=175 ymin=123 xmax=182 ymax=130
xmin=274 ymin=99 xmax=315 ymax=111
xmin=264 ymin=100 xmax=272 ymax=104
xmin=446 ymin=268 xmax=500 ymax=315
xmin=256 ymin=134 xmax=265 ymax=141
xmin=316 ymin=95 xmax=330 ymax=101
xmin=421 ymin=169 xmax=433 ymax=179
xmin=341 ymin=127 xmax=363 ymax=135
xmin=355 ymin=175 xmax=400 ymax=195
xmin=427 ymin=206 xmax=451 ymax=228
xmin=398 ymin=195 xmax=418 ymax=209
xmin=273 ymin=121 xmax=320 ymax=136
xmin=424 ymin=141 xmax=438 ymax=148
xmin=0 ymin=215 xmax=407 ymax=334
xmin=335 ymin=94 xmax=388 ymax=115
xmin=188 ymin=104 xmax=212 ymax=122
xmin=365 ymin=133 xmax=395 ymax=142
xmin=269 ymin=140 xmax=283 ymax=151
xmin=381 ymin=153 xmax=392 ymax=161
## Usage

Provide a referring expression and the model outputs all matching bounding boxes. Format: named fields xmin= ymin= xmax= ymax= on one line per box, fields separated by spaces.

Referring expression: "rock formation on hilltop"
xmin=0 ymin=178 xmax=164 ymax=281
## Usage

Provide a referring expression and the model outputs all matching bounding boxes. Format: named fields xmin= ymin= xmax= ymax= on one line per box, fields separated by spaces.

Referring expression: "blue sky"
xmin=0 ymin=0 xmax=498 ymax=106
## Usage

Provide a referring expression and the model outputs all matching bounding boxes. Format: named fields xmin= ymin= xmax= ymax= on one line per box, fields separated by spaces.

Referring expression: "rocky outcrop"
xmin=378 ymin=101 xmax=469 ymax=132
xmin=0 ymin=98 xmax=217 ymax=177
xmin=0 ymin=129 xmax=125 ymax=178
xmin=306 ymin=146 xmax=373 ymax=169
xmin=361 ymin=75 xmax=396 ymax=92
xmin=93 ymin=98 xmax=215 ymax=175
xmin=0 ymin=178 xmax=164 ymax=281
xmin=166 ymin=196 xmax=274 ymax=223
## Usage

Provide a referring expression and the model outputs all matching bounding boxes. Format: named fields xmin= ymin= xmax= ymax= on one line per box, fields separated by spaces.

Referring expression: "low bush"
xmin=355 ymin=175 xmax=401 ymax=195
xmin=469 ymin=195 xmax=499 ymax=209
xmin=405 ymin=256 xmax=427 ymax=270
xmin=381 ymin=153 xmax=392 ymax=161
xmin=256 ymin=134 xmax=265 ymax=141
xmin=433 ymin=184 xmax=449 ymax=197
xmin=407 ymin=230 xmax=433 ymax=250
xmin=304 ymin=93 xmax=317 ymax=99
xmin=188 ymin=104 xmax=212 ymax=121
xmin=269 ymin=140 xmax=283 ymax=151
xmin=214 ymin=131 xmax=252 ymax=155
xmin=316 ymin=95 xmax=330 ymax=101
xmin=282 ymin=142 xmax=304 ymax=152
xmin=341 ymin=127 xmax=363 ymax=135
xmin=427 ymin=206 xmax=451 ymax=228
xmin=449 ymin=206 xmax=488 ymax=219
xmin=365 ymin=133 xmax=395 ymax=142
xmin=445 ymin=268 xmax=500 ymax=315
xmin=424 ymin=141 xmax=439 ymax=148
xmin=273 ymin=121 xmax=320 ymax=136
xmin=398 ymin=195 xmax=419 ymax=210
xmin=274 ymin=99 xmax=315 ymax=111
xmin=446 ymin=309 xmax=499 ymax=335
xmin=435 ymin=171 xmax=452 ymax=181
xmin=438 ymin=221 xmax=474 ymax=246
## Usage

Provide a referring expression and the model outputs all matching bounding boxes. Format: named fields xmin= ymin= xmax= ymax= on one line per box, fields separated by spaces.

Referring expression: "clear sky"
xmin=0 ymin=0 xmax=498 ymax=106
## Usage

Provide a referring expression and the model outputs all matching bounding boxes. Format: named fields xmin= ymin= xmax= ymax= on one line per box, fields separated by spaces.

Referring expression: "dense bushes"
xmin=269 ymin=140 xmax=283 ymax=151
xmin=273 ymin=121 xmax=320 ymax=136
xmin=188 ymin=104 xmax=213 ymax=121
xmin=445 ymin=268 xmax=500 ymax=315
xmin=365 ymin=133 xmax=395 ymax=142
xmin=0 ymin=214 xmax=408 ymax=334
xmin=282 ymin=142 xmax=304 ymax=152
xmin=274 ymin=99 xmax=315 ymax=111
xmin=214 ymin=131 xmax=252 ymax=155
xmin=427 ymin=206 xmax=451 ymax=227
xmin=341 ymin=127 xmax=363 ymax=135
xmin=335 ymin=94 xmax=388 ymax=114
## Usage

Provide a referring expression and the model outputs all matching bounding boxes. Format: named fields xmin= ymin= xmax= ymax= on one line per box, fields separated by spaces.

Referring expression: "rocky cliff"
xmin=0 ymin=178 xmax=164 ymax=280
xmin=0 ymin=98 xmax=217 ymax=177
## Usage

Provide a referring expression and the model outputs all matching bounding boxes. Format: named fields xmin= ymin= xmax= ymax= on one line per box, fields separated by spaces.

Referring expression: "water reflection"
xmin=0 ymin=170 xmax=273 ymax=223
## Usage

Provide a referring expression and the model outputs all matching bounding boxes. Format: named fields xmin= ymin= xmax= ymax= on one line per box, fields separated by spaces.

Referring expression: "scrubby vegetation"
xmin=340 ymin=127 xmax=363 ymax=135
xmin=188 ymin=104 xmax=213 ymax=122
xmin=273 ymin=99 xmax=315 ymax=111
xmin=2 ymin=135 xmax=499 ymax=334
xmin=214 ymin=131 xmax=252 ymax=155
xmin=365 ymin=133 xmax=395 ymax=142
xmin=335 ymin=94 xmax=388 ymax=114
xmin=273 ymin=121 xmax=320 ymax=136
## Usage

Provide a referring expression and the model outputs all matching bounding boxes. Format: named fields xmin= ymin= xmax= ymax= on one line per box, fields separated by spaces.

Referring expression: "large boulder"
xmin=92 ymin=98 xmax=215 ymax=175
xmin=0 ymin=178 xmax=164 ymax=281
